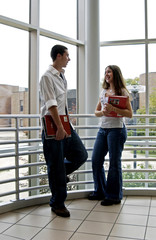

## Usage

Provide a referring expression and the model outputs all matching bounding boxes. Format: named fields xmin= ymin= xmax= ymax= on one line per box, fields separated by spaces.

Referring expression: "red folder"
xmin=43 ymin=115 xmax=71 ymax=139
xmin=108 ymin=95 xmax=128 ymax=117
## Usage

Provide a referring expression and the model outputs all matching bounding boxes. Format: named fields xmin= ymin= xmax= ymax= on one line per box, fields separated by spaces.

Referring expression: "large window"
xmin=0 ymin=25 xmax=29 ymax=88
xmin=40 ymin=37 xmax=77 ymax=90
xmin=0 ymin=0 xmax=29 ymax=23
xmin=100 ymin=0 xmax=144 ymax=41
xmin=40 ymin=0 xmax=77 ymax=39
xmin=148 ymin=0 xmax=156 ymax=38
xmin=100 ymin=45 xmax=145 ymax=80
xmin=100 ymin=0 xmax=156 ymax=114
xmin=148 ymin=44 xmax=156 ymax=114
xmin=0 ymin=24 xmax=28 ymax=116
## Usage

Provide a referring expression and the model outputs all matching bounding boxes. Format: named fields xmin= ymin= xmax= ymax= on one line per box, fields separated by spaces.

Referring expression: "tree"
xmin=125 ymin=77 xmax=139 ymax=86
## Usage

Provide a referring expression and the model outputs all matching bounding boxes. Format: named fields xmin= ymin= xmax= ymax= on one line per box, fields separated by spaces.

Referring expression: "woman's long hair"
xmin=102 ymin=65 xmax=129 ymax=96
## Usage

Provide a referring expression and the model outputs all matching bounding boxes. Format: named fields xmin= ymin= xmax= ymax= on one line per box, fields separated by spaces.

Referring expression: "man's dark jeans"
xmin=42 ymin=127 xmax=88 ymax=208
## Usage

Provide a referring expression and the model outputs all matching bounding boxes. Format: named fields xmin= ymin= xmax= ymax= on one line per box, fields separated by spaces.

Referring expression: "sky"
xmin=0 ymin=0 xmax=156 ymax=89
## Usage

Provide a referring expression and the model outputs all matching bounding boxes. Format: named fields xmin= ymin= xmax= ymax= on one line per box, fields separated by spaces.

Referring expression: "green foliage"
xmin=123 ymin=163 xmax=156 ymax=188
xmin=125 ymin=77 xmax=140 ymax=85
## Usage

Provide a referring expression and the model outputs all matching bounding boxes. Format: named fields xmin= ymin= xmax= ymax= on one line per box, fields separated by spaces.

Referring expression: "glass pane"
xmin=40 ymin=0 xmax=77 ymax=39
xmin=148 ymin=0 xmax=156 ymax=38
xmin=39 ymin=37 xmax=77 ymax=115
xmin=0 ymin=24 xmax=28 ymax=116
xmin=40 ymin=37 xmax=77 ymax=90
xmin=0 ymin=0 xmax=29 ymax=23
xmin=100 ymin=0 xmax=144 ymax=41
xmin=100 ymin=45 xmax=146 ymax=110
xmin=148 ymin=44 xmax=156 ymax=114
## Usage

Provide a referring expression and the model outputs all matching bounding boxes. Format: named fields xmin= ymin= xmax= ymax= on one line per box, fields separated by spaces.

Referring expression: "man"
xmin=40 ymin=45 xmax=88 ymax=217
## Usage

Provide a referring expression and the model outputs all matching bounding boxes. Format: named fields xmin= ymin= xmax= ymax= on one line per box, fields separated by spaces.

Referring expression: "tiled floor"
xmin=0 ymin=196 xmax=156 ymax=240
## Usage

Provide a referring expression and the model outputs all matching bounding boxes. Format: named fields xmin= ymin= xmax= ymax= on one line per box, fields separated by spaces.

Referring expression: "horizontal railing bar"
xmin=0 ymin=190 xmax=17 ymax=198
xmin=70 ymin=114 xmax=156 ymax=118
xmin=124 ymin=179 xmax=156 ymax=183
xmin=0 ymin=150 xmax=43 ymax=158
xmin=86 ymin=146 xmax=156 ymax=151
xmin=0 ymin=128 xmax=16 ymax=131
xmin=0 ymin=140 xmax=16 ymax=145
xmin=126 ymin=141 xmax=156 ymax=145
xmin=0 ymin=173 xmax=47 ymax=184
xmin=19 ymin=139 xmax=42 ymax=143
xmin=121 ymin=158 xmax=156 ymax=161
xmin=0 ymin=114 xmax=40 ymax=118
xmin=124 ymin=147 xmax=156 ymax=150
xmin=127 ymin=136 xmax=156 ymax=140
xmin=75 ymin=125 xmax=156 ymax=130
xmin=81 ymin=136 xmax=156 ymax=140
xmin=1 ymin=113 xmax=156 ymax=119
xmin=0 ymin=162 xmax=45 ymax=171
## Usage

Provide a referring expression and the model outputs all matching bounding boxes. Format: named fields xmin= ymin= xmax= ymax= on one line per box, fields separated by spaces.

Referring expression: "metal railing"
xmin=0 ymin=114 xmax=156 ymax=213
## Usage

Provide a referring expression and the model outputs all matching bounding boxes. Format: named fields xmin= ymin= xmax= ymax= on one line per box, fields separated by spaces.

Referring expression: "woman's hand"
xmin=103 ymin=103 xmax=114 ymax=114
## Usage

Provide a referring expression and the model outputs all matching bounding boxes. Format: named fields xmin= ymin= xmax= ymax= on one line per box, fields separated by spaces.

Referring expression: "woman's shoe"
xmin=88 ymin=192 xmax=104 ymax=200
xmin=101 ymin=199 xmax=121 ymax=206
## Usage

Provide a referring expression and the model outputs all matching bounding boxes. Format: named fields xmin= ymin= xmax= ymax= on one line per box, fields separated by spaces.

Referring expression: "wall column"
xmin=85 ymin=0 xmax=100 ymax=114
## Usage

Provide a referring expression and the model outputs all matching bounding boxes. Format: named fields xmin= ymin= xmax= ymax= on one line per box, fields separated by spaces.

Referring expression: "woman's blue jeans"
xmin=42 ymin=127 xmax=88 ymax=208
xmin=92 ymin=126 xmax=127 ymax=200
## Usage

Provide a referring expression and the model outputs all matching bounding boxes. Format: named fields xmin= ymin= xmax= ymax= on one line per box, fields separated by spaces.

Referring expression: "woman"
xmin=88 ymin=65 xmax=133 ymax=205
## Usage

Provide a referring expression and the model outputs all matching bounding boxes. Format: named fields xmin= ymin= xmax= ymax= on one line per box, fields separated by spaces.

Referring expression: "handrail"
xmin=0 ymin=114 xmax=156 ymax=213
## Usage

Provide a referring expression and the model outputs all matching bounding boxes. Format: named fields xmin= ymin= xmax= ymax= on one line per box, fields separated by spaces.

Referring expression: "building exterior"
xmin=0 ymin=84 xmax=76 ymax=127
xmin=139 ymin=72 xmax=156 ymax=109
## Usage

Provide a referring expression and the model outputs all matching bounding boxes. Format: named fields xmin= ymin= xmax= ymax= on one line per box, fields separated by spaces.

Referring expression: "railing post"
xmin=15 ymin=117 xmax=20 ymax=200
xmin=145 ymin=117 xmax=149 ymax=187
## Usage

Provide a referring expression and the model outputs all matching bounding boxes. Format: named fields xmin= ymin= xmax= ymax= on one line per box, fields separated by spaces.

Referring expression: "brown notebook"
xmin=42 ymin=115 xmax=71 ymax=139
xmin=108 ymin=95 xmax=128 ymax=117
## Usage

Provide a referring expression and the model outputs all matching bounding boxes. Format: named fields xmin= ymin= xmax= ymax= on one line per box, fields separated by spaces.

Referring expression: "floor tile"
xmin=30 ymin=204 xmax=55 ymax=217
xmin=149 ymin=206 xmax=156 ymax=216
xmin=3 ymin=224 xmax=41 ymax=240
xmin=86 ymin=211 xmax=118 ymax=223
xmin=77 ymin=220 xmax=113 ymax=235
xmin=145 ymin=227 xmax=156 ymax=240
xmin=125 ymin=196 xmax=151 ymax=206
xmin=121 ymin=205 xmax=149 ymax=215
xmin=147 ymin=215 xmax=156 ymax=227
xmin=17 ymin=214 xmax=53 ymax=228
xmin=14 ymin=205 xmax=38 ymax=214
xmin=108 ymin=237 xmax=134 ymax=240
xmin=68 ymin=199 xmax=97 ymax=211
xmin=110 ymin=223 xmax=145 ymax=239
xmin=70 ymin=232 xmax=107 ymax=240
xmin=0 ymin=222 xmax=12 ymax=233
xmin=93 ymin=202 xmax=122 ymax=213
xmin=0 ymin=212 xmax=26 ymax=224
xmin=32 ymin=228 xmax=73 ymax=240
xmin=1 ymin=196 xmax=156 ymax=240
xmin=117 ymin=213 xmax=148 ymax=226
xmin=46 ymin=217 xmax=82 ymax=232
xmin=0 ymin=234 xmax=20 ymax=240
xmin=151 ymin=196 xmax=156 ymax=207
xmin=69 ymin=209 xmax=90 ymax=220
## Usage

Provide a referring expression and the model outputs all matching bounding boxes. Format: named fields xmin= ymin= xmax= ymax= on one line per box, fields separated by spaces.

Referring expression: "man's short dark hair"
xmin=50 ymin=45 xmax=68 ymax=61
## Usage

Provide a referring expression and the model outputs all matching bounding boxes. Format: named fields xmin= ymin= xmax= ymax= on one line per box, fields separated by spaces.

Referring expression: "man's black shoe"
xmin=88 ymin=193 xmax=104 ymax=200
xmin=52 ymin=206 xmax=70 ymax=217
xmin=101 ymin=199 xmax=121 ymax=206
